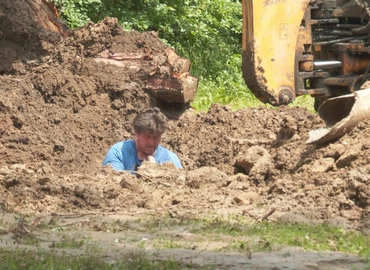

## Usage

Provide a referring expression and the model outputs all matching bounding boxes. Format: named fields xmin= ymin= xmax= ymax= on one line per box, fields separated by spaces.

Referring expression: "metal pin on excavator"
xmin=242 ymin=0 xmax=370 ymax=144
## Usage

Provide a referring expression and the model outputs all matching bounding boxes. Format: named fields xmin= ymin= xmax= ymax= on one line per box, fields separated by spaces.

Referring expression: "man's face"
xmin=135 ymin=131 xmax=162 ymax=157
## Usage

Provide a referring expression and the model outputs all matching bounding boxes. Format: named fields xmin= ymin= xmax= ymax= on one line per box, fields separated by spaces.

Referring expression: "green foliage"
xmin=192 ymin=54 xmax=265 ymax=111
xmin=51 ymin=0 xmax=102 ymax=28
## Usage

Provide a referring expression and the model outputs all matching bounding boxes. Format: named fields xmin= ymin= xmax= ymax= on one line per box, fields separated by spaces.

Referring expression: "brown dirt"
xmin=1 ymin=1 xmax=370 ymax=268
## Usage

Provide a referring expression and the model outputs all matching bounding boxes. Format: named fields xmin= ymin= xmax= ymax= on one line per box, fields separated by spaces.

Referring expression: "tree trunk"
xmin=25 ymin=0 xmax=68 ymax=37
xmin=93 ymin=48 xmax=198 ymax=104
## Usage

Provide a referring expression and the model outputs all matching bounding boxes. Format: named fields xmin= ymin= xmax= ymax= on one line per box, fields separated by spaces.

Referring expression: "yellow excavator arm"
xmin=242 ymin=0 xmax=311 ymax=105
xmin=242 ymin=0 xmax=370 ymax=107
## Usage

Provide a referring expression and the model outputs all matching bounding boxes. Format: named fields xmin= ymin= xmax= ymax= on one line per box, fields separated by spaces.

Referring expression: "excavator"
xmin=242 ymin=0 xmax=370 ymax=143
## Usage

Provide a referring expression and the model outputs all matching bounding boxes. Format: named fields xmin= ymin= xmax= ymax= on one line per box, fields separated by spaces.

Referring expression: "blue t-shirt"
xmin=102 ymin=140 xmax=182 ymax=172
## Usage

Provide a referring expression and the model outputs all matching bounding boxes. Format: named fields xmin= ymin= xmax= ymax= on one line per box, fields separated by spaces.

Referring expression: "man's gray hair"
xmin=133 ymin=107 xmax=168 ymax=134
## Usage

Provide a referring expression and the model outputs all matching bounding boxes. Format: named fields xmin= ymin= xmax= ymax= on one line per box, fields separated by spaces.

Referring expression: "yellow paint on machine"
xmin=242 ymin=0 xmax=310 ymax=103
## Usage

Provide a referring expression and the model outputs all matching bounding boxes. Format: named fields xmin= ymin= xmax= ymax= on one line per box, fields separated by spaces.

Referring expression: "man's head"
xmin=133 ymin=107 xmax=168 ymax=159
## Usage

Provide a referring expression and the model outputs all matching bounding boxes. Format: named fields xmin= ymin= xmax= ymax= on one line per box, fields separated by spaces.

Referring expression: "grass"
xmin=18 ymin=235 xmax=40 ymax=246
xmin=0 ymin=248 xmax=111 ymax=270
xmin=138 ymin=236 xmax=201 ymax=251
xmin=137 ymin=213 xmax=200 ymax=232
xmin=191 ymin=76 xmax=263 ymax=112
xmin=216 ymin=239 xmax=257 ymax=253
xmin=135 ymin=213 xmax=370 ymax=257
xmin=190 ymin=215 xmax=370 ymax=256
xmin=50 ymin=234 xmax=85 ymax=249
xmin=3 ymin=212 xmax=369 ymax=268
xmin=0 ymin=248 xmax=214 ymax=270
xmin=290 ymin=95 xmax=316 ymax=113
xmin=191 ymin=77 xmax=316 ymax=113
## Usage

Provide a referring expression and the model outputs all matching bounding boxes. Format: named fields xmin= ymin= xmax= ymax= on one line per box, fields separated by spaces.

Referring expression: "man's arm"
xmin=102 ymin=143 xmax=125 ymax=171
xmin=155 ymin=146 xmax=182 ymax=169
xmin=167 ymin=151 xmax=182 ymax=169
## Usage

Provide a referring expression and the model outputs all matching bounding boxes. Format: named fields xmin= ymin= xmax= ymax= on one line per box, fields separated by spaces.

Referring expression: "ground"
xmin=1 ymin=2 xmax=370 ymax=269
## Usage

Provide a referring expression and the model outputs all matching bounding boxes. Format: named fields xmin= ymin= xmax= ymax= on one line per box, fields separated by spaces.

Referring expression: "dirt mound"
xmin=1 ymin=0 xmax=370 ymax=237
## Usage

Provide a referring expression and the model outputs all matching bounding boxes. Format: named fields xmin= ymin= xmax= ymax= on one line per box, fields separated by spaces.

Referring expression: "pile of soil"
xmin=2 ymin=0 xmax=370 ymax=236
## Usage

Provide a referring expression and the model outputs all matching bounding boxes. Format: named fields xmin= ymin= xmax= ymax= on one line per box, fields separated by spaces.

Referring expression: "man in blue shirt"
xmin=102 ymin=107 xmax=182 ymax=172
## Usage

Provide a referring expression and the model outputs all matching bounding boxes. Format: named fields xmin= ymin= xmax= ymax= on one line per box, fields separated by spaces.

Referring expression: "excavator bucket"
xmin=242 ymin=0 xmax=311 ymax=105
xmin=307 ymin=88 xmax=370 ymax=144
